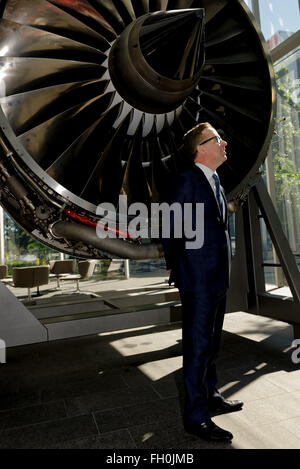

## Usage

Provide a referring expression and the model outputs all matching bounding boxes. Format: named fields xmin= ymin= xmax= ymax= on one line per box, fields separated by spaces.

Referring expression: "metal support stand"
xmin=124 ymin=259 xmax=130 ymax=279
xmin=227 ymin=175 xmax=300 ymax=338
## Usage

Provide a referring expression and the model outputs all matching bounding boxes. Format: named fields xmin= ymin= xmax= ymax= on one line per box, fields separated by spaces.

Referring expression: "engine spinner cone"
xmin=108 ymin=8 xmax=205 ymax=114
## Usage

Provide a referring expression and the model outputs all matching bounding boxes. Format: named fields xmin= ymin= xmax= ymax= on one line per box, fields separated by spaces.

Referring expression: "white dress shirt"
xmin=195 ymin=163 xmax=231 ymax=279
xmin=195 ymin=162 xmax=225 ymax=220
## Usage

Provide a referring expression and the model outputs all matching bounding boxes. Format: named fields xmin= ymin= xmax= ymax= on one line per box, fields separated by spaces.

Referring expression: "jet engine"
xmin=0 ymin=0 xmax=275 ymax=260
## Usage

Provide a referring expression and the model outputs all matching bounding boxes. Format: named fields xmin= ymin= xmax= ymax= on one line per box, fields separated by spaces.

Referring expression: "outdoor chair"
xmin=0 ymin=264 xmax=13 ymax=285
xmin=49 ymin=259 xmax=76 ymax=289
xmin=0 ymin=265 xmax=8 ymax=279
xmin=58 ymin=260 xmax=98 ymax=296
xmin=12 ymin=265 xmax=50 ymax=301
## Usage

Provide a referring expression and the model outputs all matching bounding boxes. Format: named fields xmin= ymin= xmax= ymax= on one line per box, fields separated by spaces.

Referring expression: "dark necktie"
xmin=212 ymin=173 xmax=223 ymax=218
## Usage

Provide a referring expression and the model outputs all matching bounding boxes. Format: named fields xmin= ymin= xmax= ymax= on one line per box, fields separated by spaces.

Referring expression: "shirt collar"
xmin=194 ymin=162 xmax=216 ymax=182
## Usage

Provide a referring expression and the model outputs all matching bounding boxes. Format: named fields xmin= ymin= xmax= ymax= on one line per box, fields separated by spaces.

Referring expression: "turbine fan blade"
xmin=0 ymin=57 xmax=105 ymax=97
xmin=131 ymin=0 xmax=149 ymax=16
xmin=0 ymin=79 xmax=109 ymax=136
xmin=46 ymin=102 xmax=124 ymax=195
xmin=48 ymin=0 xmax=117 ymax=41
xmin=167 ymin=1 xmax=194 ymax=9
xmin=3 ymin=0 xmax=110 ymax=51
xmin=149 ymin=121 xmax=172 ymax=203
xmin=139 ymin=8 xmax=204 ymax=79
xmin=18 ymin=92 xmax=115 ymax=168
xmin=149 ymin=0 xmax=168 ymax=11
xmin=0 ymin=19 xmax=107 ymax=62
xmin=121 ymin=116 xmax=151 ymax=206
xmin=88 ymin=0 xmax=127 ymax=34
xmin=80 ymin=110 xmax=134 ymax=206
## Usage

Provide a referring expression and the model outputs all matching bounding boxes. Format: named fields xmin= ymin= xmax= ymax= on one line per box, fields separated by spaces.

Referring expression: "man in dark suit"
xmin=162 ymin=122 xmax=243 ymax=442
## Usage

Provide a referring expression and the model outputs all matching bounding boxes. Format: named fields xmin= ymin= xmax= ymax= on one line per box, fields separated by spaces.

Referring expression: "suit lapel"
xmin=192 ymin=164 xmax=223 ymax=218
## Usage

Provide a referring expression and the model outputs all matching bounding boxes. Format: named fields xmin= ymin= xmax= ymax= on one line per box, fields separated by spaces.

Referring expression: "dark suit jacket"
xmin=162 ymin=164 xmax=230 ymax=294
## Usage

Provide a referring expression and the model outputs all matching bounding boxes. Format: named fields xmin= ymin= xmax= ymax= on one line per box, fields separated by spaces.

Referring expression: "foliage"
xmin=5 ymin=259 xmax=40 ymax=276
xmin=272 ymin=65 xmax=300 ymax=206
xmin=26 ymin=238 xmax=52 ymax=264
xmin=4 ymin=212 xmax=56 ymax=264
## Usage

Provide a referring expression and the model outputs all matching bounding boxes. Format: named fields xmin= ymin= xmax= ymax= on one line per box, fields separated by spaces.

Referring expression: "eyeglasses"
xmin=199 ymin=135 xmax=222 ymax=146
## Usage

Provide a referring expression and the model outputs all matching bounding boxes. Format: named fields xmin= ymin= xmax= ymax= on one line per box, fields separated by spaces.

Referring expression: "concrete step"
xmin=39 ymin=299 xmax=182 ymax=341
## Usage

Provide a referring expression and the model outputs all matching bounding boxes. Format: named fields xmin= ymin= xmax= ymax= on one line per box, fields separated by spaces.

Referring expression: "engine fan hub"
xmin=108 ymin=9 xmax=205 ymax=114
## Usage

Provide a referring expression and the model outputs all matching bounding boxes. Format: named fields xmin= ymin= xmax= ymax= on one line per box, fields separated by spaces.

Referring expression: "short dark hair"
xmin=183 ymin=122 xmax=212 ymax=162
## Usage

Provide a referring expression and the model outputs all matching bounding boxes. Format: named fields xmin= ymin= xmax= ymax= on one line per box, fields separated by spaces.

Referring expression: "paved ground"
xmin=1 ymin=276 xmax=300 ymax=449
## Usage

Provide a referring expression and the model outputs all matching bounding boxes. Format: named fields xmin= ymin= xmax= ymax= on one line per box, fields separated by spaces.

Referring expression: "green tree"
xmin=26 ymin=237 xmax=51 ymax=264
xmin=4 ymin=212 xmax=53 ymax=264
xmin=271 ymin=65 xmax=300 ymax=242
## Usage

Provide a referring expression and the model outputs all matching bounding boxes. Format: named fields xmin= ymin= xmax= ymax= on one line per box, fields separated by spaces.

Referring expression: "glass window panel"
xmin=259 ymin=0 xmax=300 ymax=49
xmin=2 ymin=210 xmax=167 ymax=280
xmin=264 ymin=47 xmax=300 ymax=278
xmin=4 ymin=212 xmax=61 ymax=274
xmin=243 ymin=0 xmax=252 ymax=11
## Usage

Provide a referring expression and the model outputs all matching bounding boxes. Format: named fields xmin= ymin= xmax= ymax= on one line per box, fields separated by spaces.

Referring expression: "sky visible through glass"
xmin=259 ymin=0 xmax=299 ymax=41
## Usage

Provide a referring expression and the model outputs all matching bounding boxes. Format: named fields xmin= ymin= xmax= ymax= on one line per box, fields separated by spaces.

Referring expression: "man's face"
xmin=194 ymin=127 xmax=227 ymax=169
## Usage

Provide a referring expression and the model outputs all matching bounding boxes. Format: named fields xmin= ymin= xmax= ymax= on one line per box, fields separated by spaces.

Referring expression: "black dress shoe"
xmin=184 ymin=419 xmax=233 ymax=442
xmin=208 ymin=394 xmax=243 ymax=414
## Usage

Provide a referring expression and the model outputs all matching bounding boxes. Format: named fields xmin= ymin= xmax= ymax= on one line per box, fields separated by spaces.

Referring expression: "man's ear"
xmin=195 ymin=146 xmax=204 ymax=162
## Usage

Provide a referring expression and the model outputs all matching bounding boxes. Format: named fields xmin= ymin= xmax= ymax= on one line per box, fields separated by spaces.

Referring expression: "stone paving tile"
xmin=215 ymin=349 xmax=254 ymax=372
xmin=136 ymin=356 xmax=182 ymax=382
xmin=4 ymin=349 xmax=40 ymax=368
xmin=64 ymin=384 xmax=160 ymax=416
xmin=51 ymin=429 xmax=136 ymax=449
xmin=0 ymin=388 xmax=41 ymax=412
xmin=1 ymin=309 xmax=299 ymax=449
xmin=220 ymin=346 xmax=286 ymax=372
xmin=127 ymin=418 xmax=232 ymax=449
xmin=106 ymin=331 xmax=181 ymax=359
xmin=0 ymin=414 xmax=98 ymax=449
xmin=216 ymin=363 xmax=282 ymax=385
xmin=280 ymin=416 xmax=300 ymax=439
xmin=218 ymin=373 xmax=286 ymax=403
xmin=212 ymin=412 xmax=248 ymax=434
xmin=175 ymin=439 xmax=233 ymax=450
xmin=21 ymin=366 xmax=107 ymax=389
xmin=222 ymin=312 xmax=294 ymax=341
xmin=94 ymin=397 xmax=181 ymax=433
xmin=151 ymin=378 xmax=181 ymax=399
xmin=33 ymin=337 xmax=125 ymax=368
xmin=264 ymin=369 xmax=300 ymax=393
xmin=41 ymin=373 xmax=128 ymax=402
xmin=0 ymin=401 xmax=66 ymax=432
xmin=232 ymin=422 xmax=300 ymax=449
xmin=228 ymin=391 xmax=300 ymax=428
xmin=115 ymin=365 xmax=154 ymax=387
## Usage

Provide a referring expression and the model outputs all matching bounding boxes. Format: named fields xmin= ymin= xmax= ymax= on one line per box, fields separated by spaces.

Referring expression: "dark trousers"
xmin=179 ymin=289 xmax=227 ymax=424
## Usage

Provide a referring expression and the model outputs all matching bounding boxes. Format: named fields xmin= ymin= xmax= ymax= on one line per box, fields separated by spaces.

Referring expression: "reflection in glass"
xmin=265 ymin=47 xmax=300 ymax=282
xmin=259 ymin=0 xmax=299 ymax=49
